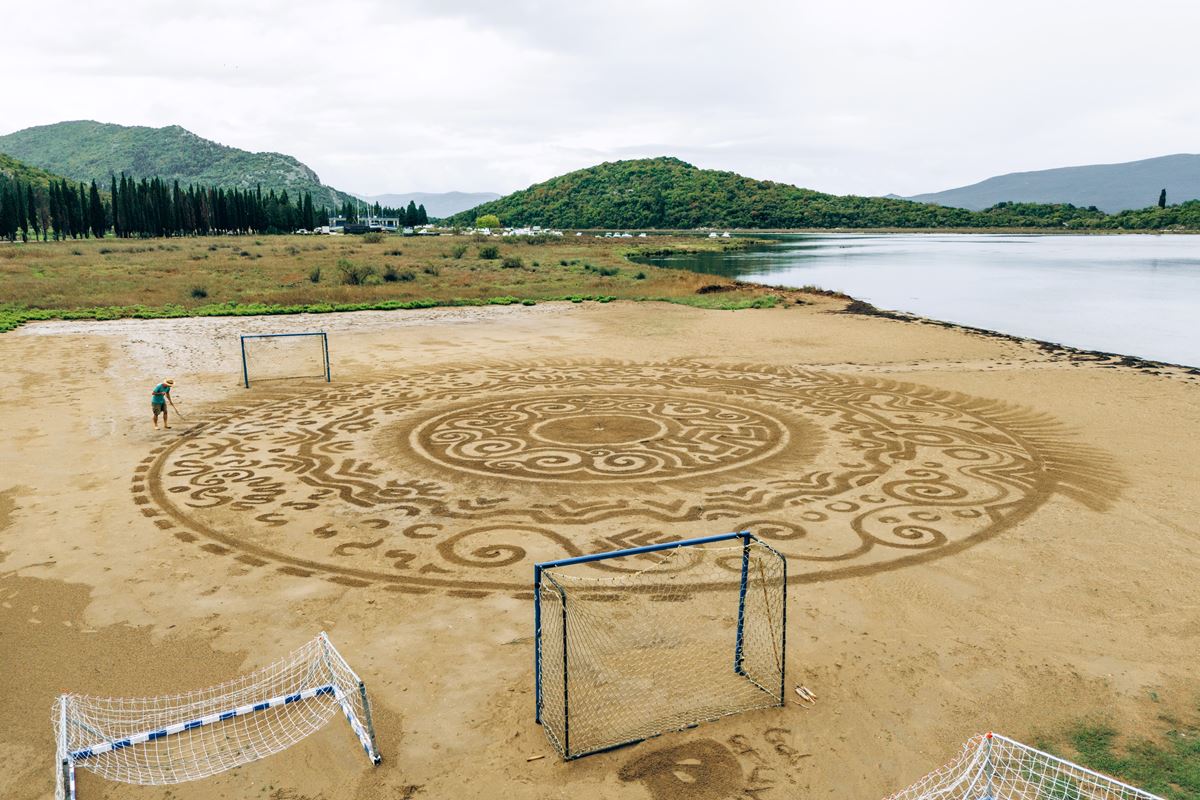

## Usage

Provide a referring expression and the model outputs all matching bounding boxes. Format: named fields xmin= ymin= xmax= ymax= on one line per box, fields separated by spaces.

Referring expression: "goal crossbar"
xmin=54 ymin=632 xmax=380 ymax=800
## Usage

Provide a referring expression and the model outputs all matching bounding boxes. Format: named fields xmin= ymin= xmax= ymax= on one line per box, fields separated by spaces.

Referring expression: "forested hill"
xmin=449 ymin=157 xmax=1200 ymax=230
xmin=0 ymin=153 xmax=70 ymax=189
xmin=0 ymin=121 xmax=358 ymax=210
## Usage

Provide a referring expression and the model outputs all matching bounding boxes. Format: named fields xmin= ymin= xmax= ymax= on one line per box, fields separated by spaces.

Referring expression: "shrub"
xmin=71 ymin=249 xmax=83 ymax=256
xmin=363 ymin=274 xmax=383 ymax=286
xmin=635 ymin=271 xmax=647 ymax=280
xmin=337 ymin=259 xmax=377 ymax=285
xmin=285 ymin=245 xmax=301 ymax=256
xmin=478 ymin=245 xmax=500 ymax=260
xmin=309 ymin=266 xmax=322 ymax=283
xmin=207 ymin=244 xmax=219 ymax=251
xmin=190 ymin=286 xmax=208 ymax=299
xmin=383 ymin=265 xmax=417 ymax=282
xmin=238 ymin=250 xmax=252 ymax=257
xmin=451 ymin=244 xmax=468 ymax=259
xmin=559 ymin=259 xmax=569 ymax=266
xmin=423 ymin=265 xmax=440 ymax=276
xmin=98 ymin=247 xmax=114 ymax=255
xmin=474 ymin=213 xmax=501 ymax=229
xmin=597 ymin=266 xmax=619 ymax=277
xmin=385 ymin=248 xmax=403 ymax=256
xmin=362 ymin=232 xmax=384 ymax=244
xmin=501 ymin=255 xmax=523 ymax=269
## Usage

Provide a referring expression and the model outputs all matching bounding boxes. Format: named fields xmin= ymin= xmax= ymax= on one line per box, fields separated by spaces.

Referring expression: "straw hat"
xmin=164 ymin=379 xmax=175 ymax=386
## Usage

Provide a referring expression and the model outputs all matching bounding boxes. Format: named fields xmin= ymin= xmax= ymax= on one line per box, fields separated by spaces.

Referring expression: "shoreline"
xmin=831 ymin=293 xmax=1200 ymax=375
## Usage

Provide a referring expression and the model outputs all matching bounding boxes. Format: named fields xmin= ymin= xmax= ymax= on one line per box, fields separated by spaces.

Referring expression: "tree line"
xmin=0 ymin=173 xmax=331 ymax=241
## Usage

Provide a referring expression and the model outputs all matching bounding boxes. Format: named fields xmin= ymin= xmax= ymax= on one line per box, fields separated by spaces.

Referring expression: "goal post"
xmin=884 ymin=732 xmax=1165 ymax=800
xmin=534 ymin=531 xmax=787 ymax=759
xmin=240 ymin=331 xmax=331 ymax=388
xmin=53 ymin=632 xmax=380 ymax=800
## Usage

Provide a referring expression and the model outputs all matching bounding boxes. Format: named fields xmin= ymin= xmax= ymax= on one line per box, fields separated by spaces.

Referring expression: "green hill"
xmin=0 ymin=153 xmax=72 ymax=189
xmin=0 ymin=120 xmax=355 ymax=210
xmin=448 ymin=157 xmax=1200 ymax=230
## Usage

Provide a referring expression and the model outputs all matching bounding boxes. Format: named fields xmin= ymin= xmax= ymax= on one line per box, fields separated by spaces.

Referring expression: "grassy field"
xmin=0 ymin=233 xmax=805 ymax=331
xmin=1038 ymin=709 xmax=1200 ymax=799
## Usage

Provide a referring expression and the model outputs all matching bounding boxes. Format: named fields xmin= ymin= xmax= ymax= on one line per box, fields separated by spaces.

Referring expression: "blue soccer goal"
xmin=239 ymin=331 xmax=330 ymax=388
xmin=534 ymin=531 xmax=787 ymax=759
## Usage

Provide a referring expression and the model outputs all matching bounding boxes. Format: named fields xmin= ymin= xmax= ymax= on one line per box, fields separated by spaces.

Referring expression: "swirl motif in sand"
xmin=134 ymin=361 xmax=1120 ymax=595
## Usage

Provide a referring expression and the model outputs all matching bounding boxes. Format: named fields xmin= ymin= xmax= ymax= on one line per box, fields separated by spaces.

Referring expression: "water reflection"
xmin=635 ymin=233 xmax=1200 ymax=366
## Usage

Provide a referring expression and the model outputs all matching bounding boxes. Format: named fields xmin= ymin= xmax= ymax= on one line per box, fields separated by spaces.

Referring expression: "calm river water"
xmin=638 ymin=233 xmax=1200 ymax=367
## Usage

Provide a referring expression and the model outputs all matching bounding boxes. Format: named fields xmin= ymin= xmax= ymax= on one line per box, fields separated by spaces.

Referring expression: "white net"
xmin=241 ymin=333 xmax=328 ymax=386
xmin=53 ymin=633 xmax=379 ymax=800
xmin=884 ymin=733 xmax=1163 ymax=800
xmin=536 ymin=536 xmax=786 ymax=759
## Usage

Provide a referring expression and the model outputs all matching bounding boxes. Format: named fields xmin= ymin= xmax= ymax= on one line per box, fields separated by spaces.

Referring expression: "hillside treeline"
xmin=0 ymin=173 xmax=330 ymax=241
xmin=449 ymin=157 xmax=1200 ymax=230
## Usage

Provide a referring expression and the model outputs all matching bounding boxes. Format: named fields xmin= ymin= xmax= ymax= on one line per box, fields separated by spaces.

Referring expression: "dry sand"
xmin=1 ymin=299 xmax=1198 ymax=800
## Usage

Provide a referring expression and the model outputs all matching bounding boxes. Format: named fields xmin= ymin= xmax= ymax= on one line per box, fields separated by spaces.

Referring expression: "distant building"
xmin=329 ymin=216 xmax=401 ymax=232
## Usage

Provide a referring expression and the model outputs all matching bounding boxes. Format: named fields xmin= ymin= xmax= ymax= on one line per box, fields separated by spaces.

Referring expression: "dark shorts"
xmin=152 ymin=402 xmax=166 ymax=413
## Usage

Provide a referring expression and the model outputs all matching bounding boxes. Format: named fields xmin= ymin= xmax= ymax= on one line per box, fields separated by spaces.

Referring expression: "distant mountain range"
xmin=0 ymin=121 xmax=359 ymax=210
xmin=356 ymin=191 xmax=501 ymax=218
xmin=904 ymin=154 xmax=1200 ymax=213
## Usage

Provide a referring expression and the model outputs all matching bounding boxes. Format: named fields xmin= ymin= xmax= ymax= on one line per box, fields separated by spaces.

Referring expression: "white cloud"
xmin=2 ymin=0 xmax=1197 ymax=196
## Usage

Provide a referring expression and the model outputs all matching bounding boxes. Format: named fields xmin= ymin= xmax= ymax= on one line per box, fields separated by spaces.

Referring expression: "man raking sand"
xmin=151 ymin=378 xmax=180 ymax=429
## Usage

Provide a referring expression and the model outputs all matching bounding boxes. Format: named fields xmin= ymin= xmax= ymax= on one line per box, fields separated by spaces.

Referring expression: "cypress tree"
xmin=417 ymin=204 xmax=428 ymax=225
xmin=89 ymin=181 xmax=106 ymax=239
xmin=1158 ymin=188 xmax=1167 ymax=208
xmin=405 ymin=200 xmax=418 ymax=226
xmin=27 ymin=184 xmax=40 ymax=240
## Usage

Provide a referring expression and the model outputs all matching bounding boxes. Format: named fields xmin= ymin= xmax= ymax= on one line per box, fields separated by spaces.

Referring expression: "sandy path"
xmin=1 ymin=301 xmax=1197 ymax=800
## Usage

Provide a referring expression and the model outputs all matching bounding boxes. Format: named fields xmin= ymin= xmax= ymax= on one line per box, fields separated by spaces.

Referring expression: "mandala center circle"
xmin=408 ymin=392 xmax=789 ymax=483
xmin=530 ymin=414 xmax=667 ymax=446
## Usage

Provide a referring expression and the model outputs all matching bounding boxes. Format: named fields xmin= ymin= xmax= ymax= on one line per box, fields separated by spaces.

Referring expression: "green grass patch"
xmin=1034 ymin=721 xmax=1200 ymax=800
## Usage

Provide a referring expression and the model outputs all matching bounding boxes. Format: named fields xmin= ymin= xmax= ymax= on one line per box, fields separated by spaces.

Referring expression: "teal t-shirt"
xmin=151 ymin=383 xmax=170 ymax=405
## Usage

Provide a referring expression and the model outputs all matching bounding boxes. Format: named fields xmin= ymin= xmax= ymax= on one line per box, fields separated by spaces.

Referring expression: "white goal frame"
xmin=240 ymin=331 xmax=331 ymax=388
xmin=884 ymin=732 xmax=1164 ymax=800
xmin=53 ymin=632 xmax=380 ymax=800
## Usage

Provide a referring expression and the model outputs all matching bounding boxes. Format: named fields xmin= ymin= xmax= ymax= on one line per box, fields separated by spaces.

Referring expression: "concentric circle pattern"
xmin=412 ymin=394 xmax=787 ymax=482
xmin=137 ymin=361 xmax=1116 ymax=594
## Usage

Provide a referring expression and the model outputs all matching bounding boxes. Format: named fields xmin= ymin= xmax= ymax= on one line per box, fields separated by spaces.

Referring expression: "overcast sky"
xmin=4 ymin=0 xmax=1198 ymax=197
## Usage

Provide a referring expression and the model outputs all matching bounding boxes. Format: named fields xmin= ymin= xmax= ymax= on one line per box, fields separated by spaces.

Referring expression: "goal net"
xmin=884 ymin=733 xmax=1163 ymax=800
xmin=535 ymin=532 xmax=786 ymax=759
xmin=53 ymin=632 xmax=380 ymax=800
xmin=240 ymin=332 xmax=330 ymax=387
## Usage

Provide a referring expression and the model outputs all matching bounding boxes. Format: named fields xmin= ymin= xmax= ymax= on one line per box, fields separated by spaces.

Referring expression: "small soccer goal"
xmin=534 ymin=531 xmax=787 ymax=759
xmin=884 ymin=732 xmax=1164 ymax=800
xmin=53 ymin=632 xmax=380 ymax=800
xmin=240 ymin=331 xmax=331 ymax=388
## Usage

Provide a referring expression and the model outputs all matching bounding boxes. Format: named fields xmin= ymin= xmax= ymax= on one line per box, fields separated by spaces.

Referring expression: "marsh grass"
xmin=0 ymin=234 xmax=794 ymax=332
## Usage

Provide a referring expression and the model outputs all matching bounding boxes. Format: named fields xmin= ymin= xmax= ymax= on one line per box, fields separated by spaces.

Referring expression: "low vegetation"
xmin=1038 ymin=717 xmax=1200 ymax=800
xmin=0 ymin=233 xmax=801 ymax=332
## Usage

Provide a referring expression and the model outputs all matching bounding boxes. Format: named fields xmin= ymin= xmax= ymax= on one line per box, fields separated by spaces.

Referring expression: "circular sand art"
xmin=136 ymin=361 xmax=1117 ymax=595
